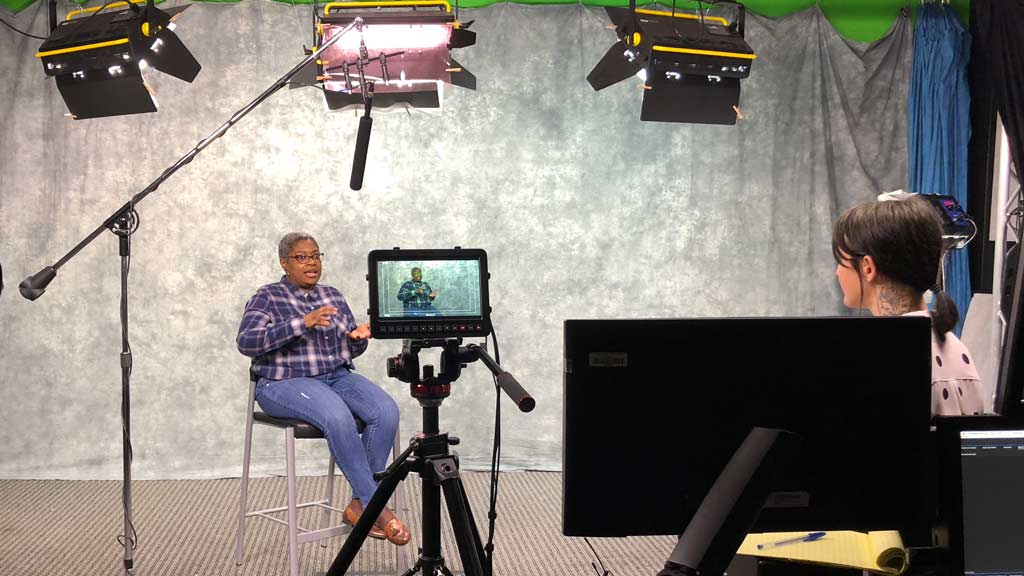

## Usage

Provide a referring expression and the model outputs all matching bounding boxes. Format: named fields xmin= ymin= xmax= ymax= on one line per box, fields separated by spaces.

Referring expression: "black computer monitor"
xmin=562 ymin=317 xmax=935 ymax=547
xmin=936 ymin=415 xmax=1024 ymax=576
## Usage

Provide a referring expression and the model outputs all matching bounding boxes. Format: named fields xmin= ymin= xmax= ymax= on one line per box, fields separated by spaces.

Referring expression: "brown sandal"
xmin=378 ymin=517 xmax=410 ymax=546
xmin=342 ymin=501 xmax=386 ymax=539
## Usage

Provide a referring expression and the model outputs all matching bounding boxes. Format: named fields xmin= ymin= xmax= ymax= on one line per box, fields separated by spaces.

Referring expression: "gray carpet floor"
xmin=0 ymin=471 xmax=677 ymax=576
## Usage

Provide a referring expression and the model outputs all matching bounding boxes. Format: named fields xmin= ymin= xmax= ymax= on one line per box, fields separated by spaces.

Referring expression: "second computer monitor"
xmin=937 ymin=415 xmax=1024 ymax=576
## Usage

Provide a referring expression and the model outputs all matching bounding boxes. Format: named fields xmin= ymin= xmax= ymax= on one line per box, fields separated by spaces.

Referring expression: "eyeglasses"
xmin=284 ymin=252 xmax=324 ymax=263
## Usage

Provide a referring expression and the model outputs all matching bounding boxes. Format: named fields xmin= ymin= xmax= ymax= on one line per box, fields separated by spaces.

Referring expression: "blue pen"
xmin=757 ymin=531 xmax=827 ymax=550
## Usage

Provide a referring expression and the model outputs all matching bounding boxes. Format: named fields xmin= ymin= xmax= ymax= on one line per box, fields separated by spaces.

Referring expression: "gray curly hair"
xmin=278 ymin=232 xmax=318 ymax=259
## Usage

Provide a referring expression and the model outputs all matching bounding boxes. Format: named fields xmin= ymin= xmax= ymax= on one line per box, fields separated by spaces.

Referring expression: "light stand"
xmin=18 ymin=18 xmax=363 ymax=575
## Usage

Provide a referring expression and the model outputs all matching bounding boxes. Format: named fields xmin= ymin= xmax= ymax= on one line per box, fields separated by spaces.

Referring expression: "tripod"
xmin=327 ymin=338 xmax=534 ymax=576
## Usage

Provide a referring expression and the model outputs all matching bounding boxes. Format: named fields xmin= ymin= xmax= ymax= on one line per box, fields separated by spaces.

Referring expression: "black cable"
xmin=65 ymin=1 xmax=129 ymax=45
xmin=484 ymin=328 xmax=502 ymax=575
xmin=668 ymin=0 xmax=705 ymax=45
xmin=312 ymin=0 xmax=320 ymax=49
xmin=1010 ymin=183 xmax=1023 ymax=240
xmin=696 ymin=0 xmax=707 ymax=44
xmin=0 ymin=16 xmax=48 ymax=40
xmin=492 ymin=326 xmax=500 ymax=366
xmin=584 ymin=537 xmax=612 ymax=576
xmin=1011 ymin=163 xmax=1023 ymax=240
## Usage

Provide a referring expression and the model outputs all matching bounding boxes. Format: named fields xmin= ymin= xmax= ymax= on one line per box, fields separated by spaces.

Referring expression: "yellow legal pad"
xmin=737 ymin=530 xmax=908 ymax=575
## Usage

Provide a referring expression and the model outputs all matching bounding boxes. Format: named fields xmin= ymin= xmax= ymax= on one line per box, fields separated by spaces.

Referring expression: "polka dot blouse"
xmin=904 ymin=311 xmax=985 ymax=416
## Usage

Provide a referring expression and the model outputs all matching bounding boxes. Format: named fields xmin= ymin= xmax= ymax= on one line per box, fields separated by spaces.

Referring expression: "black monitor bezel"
xmin=366 ymin=248 xmax=490 ymax=340
xmin=562 ymin=316 xmax=935 ymax=545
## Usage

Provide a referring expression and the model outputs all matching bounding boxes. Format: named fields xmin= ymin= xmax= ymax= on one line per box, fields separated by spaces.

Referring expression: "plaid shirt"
xmin=237 ymin=276 xmax=368 ymax=380
xmin=397 ymin=280 xmax=435 ymax=309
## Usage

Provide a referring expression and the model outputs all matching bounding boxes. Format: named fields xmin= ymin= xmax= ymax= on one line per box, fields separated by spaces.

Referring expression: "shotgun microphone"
xmin=350 ymin=114 xmax=372 ymax=191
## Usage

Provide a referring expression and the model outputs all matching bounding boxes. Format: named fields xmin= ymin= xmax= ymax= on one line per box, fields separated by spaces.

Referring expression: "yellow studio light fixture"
xmin=35 ymin=0 xmax=201 ymax=120
xmin=292 ymin=0 xmax=477 ymax=112
xmin=587 ymin=1 xmax=756 ymax=125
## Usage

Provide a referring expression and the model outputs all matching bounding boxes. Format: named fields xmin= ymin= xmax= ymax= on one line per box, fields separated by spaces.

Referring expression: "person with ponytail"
xmin=831 ymin=194 xmax=984 ymax=416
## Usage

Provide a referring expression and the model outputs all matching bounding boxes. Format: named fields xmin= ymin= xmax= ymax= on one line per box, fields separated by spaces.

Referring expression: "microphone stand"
xmin=17 ymin=18 xmax=362 ymax=576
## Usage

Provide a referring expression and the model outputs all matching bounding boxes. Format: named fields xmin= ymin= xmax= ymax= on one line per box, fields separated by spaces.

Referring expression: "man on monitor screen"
xmin=397 ymin=267 xmax=440 ymax=316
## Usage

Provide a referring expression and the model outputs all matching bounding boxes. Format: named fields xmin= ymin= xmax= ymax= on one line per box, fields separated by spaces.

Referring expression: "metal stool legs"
xmin=234 ymin=374 xmax=405 ymax=576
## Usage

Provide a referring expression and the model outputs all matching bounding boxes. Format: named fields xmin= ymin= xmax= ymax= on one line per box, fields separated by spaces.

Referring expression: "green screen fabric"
xmin=1 ymin=0 xmax=171 ymax=12
xmin=257 ymin=0 xmax=971 ymax=42
xmin=1 ymin=0 xmax=37 ymax=13
xmin=0 ymin=0 xmax=970 ymax=46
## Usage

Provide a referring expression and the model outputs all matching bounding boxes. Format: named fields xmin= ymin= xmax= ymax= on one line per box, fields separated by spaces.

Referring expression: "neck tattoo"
xmin=876 ymin=284 xmax=917 ymax=316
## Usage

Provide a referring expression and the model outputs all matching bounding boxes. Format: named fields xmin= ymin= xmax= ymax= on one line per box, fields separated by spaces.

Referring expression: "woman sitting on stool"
xmin=237 ymin=232 xmax=410 ymax=545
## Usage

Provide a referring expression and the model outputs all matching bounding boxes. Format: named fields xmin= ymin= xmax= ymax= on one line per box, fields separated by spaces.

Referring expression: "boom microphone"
xmin=349 ymin=115 xmax=372 ymax=191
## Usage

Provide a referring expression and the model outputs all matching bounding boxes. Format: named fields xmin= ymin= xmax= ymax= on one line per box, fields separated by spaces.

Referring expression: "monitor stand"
xmin=658 ymin=427 xmax=801 ymax=576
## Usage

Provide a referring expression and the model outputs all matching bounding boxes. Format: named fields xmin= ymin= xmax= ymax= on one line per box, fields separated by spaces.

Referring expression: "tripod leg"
xmin=452 ymin=475 xmax=488 ymax=574
xmin=326 ymin=457 xmax=412 ymax=576
xmin=420 ymin=472 xmax=445 ymax=573
xmin=433 ymin=458 xmax=486 ymax=576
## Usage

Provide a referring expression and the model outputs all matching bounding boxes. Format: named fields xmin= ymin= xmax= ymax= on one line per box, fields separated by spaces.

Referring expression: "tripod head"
xmin=387 ymin=338 xmax=474 ymax=403
xmin=386 ymin=337 xmax=535 ymax=412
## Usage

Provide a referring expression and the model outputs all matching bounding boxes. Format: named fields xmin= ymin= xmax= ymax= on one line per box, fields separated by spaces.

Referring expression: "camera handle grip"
xmin=467 ymin=343 xmax=535 ymax=413
xmin=496 ymin=371 xmax=535 ymax=413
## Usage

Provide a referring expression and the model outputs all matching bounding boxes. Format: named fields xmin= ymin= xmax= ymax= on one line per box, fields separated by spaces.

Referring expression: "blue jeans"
xmin=255 ymin=366 xmax=400 ymax=505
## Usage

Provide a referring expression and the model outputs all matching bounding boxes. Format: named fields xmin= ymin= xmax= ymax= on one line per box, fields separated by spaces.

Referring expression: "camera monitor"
xmin=562 ymin=316 xmax=936 ymax=547
xmin=367 ymin=248 xmax=490 ymax=340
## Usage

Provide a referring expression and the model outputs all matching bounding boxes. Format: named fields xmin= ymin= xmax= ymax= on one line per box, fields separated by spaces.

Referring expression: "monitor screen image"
xmin=375 ymin=259 xmax=482 ymax=319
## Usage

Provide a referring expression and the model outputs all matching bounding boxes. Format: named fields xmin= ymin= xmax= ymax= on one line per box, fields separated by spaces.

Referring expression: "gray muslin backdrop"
xmin=0 ymin=2 xmax=910 ymax=480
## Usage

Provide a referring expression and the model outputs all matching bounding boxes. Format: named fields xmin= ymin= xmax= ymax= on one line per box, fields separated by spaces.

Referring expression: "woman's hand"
xmin=348 ymin=322 xmax=372 ymax=341
xmin=304 ymin=306 xmax=338 ymax=329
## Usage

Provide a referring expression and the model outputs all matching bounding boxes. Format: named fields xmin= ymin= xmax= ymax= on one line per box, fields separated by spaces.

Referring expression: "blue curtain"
xmin=908 ymin=2 xmax=972 ymax=335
